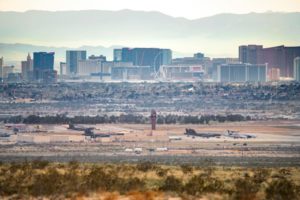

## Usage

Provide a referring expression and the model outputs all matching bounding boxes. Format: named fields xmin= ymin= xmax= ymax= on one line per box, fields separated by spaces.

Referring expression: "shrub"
xmin=184 ymin=174 xmax=224 ymax=196
xmin=136 ymin=162 xmax=156 ymax=172
xmin=231 ymin=176 xmax=260 ymax=200
xmin=31 ymin=160 xmax=50 ymax=169
xmin=155 ymin=168 xmax=168 ymax=178
xmin=84 ymin=166 xmax=118 ymax=191
xmin=180 ymin=164 xmax=193 ymax=174
xmin=31 ymin=168 xmax=65 ymax=196
xmin=252 ymin=168 xmax=270 ymax=184
xmin=160 ymin=175 xmax=183 ymax=192
xmin=118 ymin=177 xmax=145 ymax=193
xmin=185 ymin=175 xmax=204 ymax=195
xmin=68 ymin=160 xmax=80 ymax=170
xmin=265 ymin=178 xmax=298 ymax=200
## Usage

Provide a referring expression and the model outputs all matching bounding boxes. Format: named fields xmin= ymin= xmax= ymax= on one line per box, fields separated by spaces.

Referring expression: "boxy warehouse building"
xmin=217 ymin=63 xmax=267 ymax=83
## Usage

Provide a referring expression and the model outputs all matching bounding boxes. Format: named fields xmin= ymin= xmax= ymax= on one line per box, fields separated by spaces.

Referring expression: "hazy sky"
xmin=1 ymin=0 xmax=300 ymax=19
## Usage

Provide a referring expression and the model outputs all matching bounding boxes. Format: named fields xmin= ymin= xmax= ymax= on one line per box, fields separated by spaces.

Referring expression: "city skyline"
xmin=1 ymin=0 xmax=300 ymax=19
xmin=1 ymin=44 xmax=300 ymax=82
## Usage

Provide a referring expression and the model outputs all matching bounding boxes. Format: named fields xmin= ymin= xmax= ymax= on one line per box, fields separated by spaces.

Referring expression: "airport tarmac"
xmin=0 ymin=120 xmax=300 ymax=166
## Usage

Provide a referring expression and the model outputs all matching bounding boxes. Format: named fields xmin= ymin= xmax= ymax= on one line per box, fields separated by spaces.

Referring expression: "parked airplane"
xmin=68 ymin=123 xmax=94 ymax=132
xmin=169 ymin=136 xmax=182 ymax=141
xmin=0 ymin=132 xmax=10 ymax=137
xmin=225 ymin=130 xmax=256 ymax=139
xmin=4 ymin=123 xmax=29 ymax=133
xmin=185 ymin=128 xmax=221 ymax=138
xmin=4 ymin=123 xmax=26 ymax=129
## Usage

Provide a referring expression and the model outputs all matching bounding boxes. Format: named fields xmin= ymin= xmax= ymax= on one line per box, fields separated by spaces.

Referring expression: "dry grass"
xmin=0 ymin=162 xmax=299 ymax=200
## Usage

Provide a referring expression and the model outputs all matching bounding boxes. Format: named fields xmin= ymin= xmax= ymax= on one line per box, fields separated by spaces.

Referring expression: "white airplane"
xmin=225 ymin=130 xmax=256 ymax=139
xmin=169 ymin=136 xmax=182 ymax=141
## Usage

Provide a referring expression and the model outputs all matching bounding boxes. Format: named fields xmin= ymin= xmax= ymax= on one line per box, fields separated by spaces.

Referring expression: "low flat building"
xmin=111 ymin=66 xmax=153 ymax=80
xmin=7 ymin=73 xmax=22 ymax=83
xmin=160 ymin=64 xmax=204 ymax=81
xmin=211 ymin=58 xmax=239 ymax=81
xmin=217 ymin=63 xmax=267 ymax=83
xmin=77 ymin=59 xmax=102 ymax=76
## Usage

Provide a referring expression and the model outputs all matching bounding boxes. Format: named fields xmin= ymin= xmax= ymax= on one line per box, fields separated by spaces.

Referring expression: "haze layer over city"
xmin=0 ymin=0 xmax=300 ymax=199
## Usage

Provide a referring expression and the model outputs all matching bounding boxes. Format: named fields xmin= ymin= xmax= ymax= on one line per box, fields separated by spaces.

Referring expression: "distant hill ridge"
xmin=0 ymin=10 xmax=300 ymax=61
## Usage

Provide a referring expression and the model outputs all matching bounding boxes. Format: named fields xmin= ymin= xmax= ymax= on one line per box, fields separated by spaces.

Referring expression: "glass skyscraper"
xmin=33 ymin=52 xmax=56 ymax=82
xmin=33 ymin=52 xmax=54 ymax=71
xmin=115 ymin=48 xmax=172 ymax=72
xmin=66 ymin=50 xmax=87 ymax=75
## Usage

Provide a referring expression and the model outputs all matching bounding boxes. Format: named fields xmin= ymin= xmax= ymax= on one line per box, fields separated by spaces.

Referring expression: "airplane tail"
xmin=68 ymin=123 xmax=74 ymax=129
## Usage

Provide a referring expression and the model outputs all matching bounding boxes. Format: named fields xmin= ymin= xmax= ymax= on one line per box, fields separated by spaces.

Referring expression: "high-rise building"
xmin=161 ymin=49 xmax=172 ymax=70
xmin=239 ymin=45 xmax=263 ymax=64
xmin=194 ymin=52 xmax=204 ymax=59
xmin=33 ymin=52 xmax=56 ymax=82
xmin=239 ymin=45 xmax=300 ymax=77
xmin=218 ymin=63 xmax=267 ymax=83
xmin=0 ymin=57 xmax=3 ymax=82
xmin=2 ymin=65 xmax=14 ymax=79
xmin=76 ymin=55 xmax=107 ymax=78
xmin=21 ymin=53 xmax=33 ymax=81
xmin=27 ymin=53 xmax=33 ymax=71
xmin=21 ymin=61 xmax=28 ymax=80
xmin=34 ymin=52 xmax=54 ymax=71
xmin=60 ymin=62 xmax=67 ymax=76
xmin=66 ymin=50 xmax=86 ymax=75
xmin=113 ymin=49 xmax=122 ymax=62
xmin=294 ymin=57 xmax=300 ymax=82
xmin=116 ymin=48 xmax=172 ymax=72
xmin=268 ymin=68 xmax=280 ymax=82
